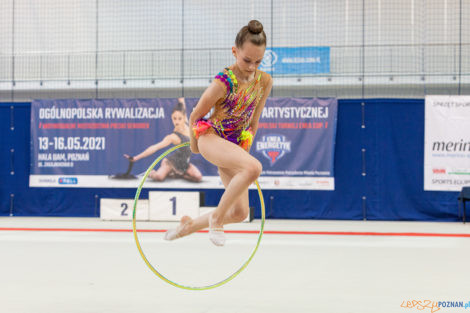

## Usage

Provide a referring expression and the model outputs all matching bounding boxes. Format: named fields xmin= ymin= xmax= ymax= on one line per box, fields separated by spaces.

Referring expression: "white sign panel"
xmin=100 ymin=199 xmax=149 ymax=221
xmin=149 ymin=191 xmax=199 ymax=221
xmin=424 ymin=96 xmax=470 ymax=191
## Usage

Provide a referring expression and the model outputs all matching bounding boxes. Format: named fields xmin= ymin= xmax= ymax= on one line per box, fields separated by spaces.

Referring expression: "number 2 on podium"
xmin=170 ymin=197 xmax=176 ymax=215
xmin=121 ymin=203 xmax=128 ymax=216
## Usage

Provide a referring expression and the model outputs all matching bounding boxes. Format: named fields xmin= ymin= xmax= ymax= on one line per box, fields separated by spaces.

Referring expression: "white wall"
xmin=0 ymin=0 xmax=469 ymax=98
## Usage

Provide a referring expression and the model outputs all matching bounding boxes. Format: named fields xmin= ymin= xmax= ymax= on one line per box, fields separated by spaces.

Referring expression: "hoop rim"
xmin=132 ymin=141 xmax=265 ymax=290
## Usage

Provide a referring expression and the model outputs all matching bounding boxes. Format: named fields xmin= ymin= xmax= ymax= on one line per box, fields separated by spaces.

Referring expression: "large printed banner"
xmin=424 ymin=96 xmax=470 ymax=191
xmin=30 ymin=98 xmax=337 ymax=190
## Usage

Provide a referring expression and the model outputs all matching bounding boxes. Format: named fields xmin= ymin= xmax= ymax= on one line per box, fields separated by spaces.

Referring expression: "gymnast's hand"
xmin=123 ymin=154 xmax=135 ymax=162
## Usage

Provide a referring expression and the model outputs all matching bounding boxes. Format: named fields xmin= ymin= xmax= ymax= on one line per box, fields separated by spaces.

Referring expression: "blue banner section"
xmin=30 ymin=98 xmax=337 ymax=190
xmin=259 ymin=47 xmax=330 ymax=74
xmin=0 ymin=100 xmax=461 ymax=220
xmin=254 ymin=98 xmax=336 ymax=176
xmin=31 ymin=99 xmax=189 ymax=176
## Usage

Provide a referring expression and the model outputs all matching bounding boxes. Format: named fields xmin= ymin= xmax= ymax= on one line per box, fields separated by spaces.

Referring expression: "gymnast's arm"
xmin=188 ymin=81 xmax=226 ymax=154
xmin=249 ymin=75 xmax=273 ymax=137
xmin=124 ymin=134 xmax=178 ymax=162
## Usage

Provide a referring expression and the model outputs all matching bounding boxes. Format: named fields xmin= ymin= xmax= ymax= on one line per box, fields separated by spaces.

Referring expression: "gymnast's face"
xmin=232 ymin=42 xmax=266 ymax=77
xmin=171 ymin=110 xmax=185 ymax=128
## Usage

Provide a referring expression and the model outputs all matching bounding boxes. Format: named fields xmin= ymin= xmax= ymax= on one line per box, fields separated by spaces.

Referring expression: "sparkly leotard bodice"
xmin=193 ymin=67 xmax=267 ymax=150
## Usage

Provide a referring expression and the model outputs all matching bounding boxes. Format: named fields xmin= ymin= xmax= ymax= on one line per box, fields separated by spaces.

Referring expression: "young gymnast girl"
xmin=124 ymin=98 xmax=202 ymax=182
xmin=165 ymin=20 xmax=272 ymax=246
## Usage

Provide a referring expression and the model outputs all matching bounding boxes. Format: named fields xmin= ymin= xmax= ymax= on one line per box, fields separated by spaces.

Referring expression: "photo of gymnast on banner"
xmin=29 ymin=97 xmax=337 ymax=190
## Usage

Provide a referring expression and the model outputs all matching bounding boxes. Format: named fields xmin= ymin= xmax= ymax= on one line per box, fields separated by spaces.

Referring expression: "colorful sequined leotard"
xmin=193 ymin=67 xmax=267 ymax=151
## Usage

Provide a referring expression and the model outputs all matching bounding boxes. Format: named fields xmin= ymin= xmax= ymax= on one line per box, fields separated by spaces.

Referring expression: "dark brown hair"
xmin=235 ymin=20 xmax=267 ymax=48
xmin=172 ymin=100 xmax=186 ymax=115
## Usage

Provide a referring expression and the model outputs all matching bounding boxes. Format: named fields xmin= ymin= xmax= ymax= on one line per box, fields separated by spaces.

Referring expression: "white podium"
xmin=148 ymin=191 xmax=199 ymax=221
xmin=100 ymin=191 xmax=253 ymax=222
xmin=100 ymin=198 xmax=149 ymax=221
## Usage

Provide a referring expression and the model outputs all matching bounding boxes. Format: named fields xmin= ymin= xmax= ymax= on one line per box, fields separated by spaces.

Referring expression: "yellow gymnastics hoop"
xmin=132 ymin=142 xmax=265 ymax=290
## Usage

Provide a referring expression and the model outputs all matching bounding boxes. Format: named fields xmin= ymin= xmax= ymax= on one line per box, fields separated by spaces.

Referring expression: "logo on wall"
xmin=59 ymin=177 xmax=78 ymax=185
xmin=260 ymin=49 xmax=278 ymax=72
xmin=256 ymin=135 xmax=291 ymax=165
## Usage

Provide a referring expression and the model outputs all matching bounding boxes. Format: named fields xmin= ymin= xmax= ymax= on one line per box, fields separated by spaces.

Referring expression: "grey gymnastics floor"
xmin=1 ymin=217 xmax=469 ymax=313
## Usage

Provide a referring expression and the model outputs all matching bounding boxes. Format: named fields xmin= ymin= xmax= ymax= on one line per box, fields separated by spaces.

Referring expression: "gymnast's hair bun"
xmin=248 ymin=20 xmax=263 ymax=34
xmin=235 ymin=20 xmax=267 ymax=47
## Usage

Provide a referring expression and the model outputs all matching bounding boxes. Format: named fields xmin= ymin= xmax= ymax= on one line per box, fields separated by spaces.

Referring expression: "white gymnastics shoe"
xmin=164 ymin=216 xmax=191 ymax=241
xmin=164 ymin=228 xmax=180 ymax=241
xmin=209 ymin=214 xmax=225 ymax=246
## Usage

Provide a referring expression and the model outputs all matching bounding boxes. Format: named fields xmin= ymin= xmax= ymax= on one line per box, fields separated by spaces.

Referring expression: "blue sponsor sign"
xmin=259 ymin=47 xmax=330 ymax=75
